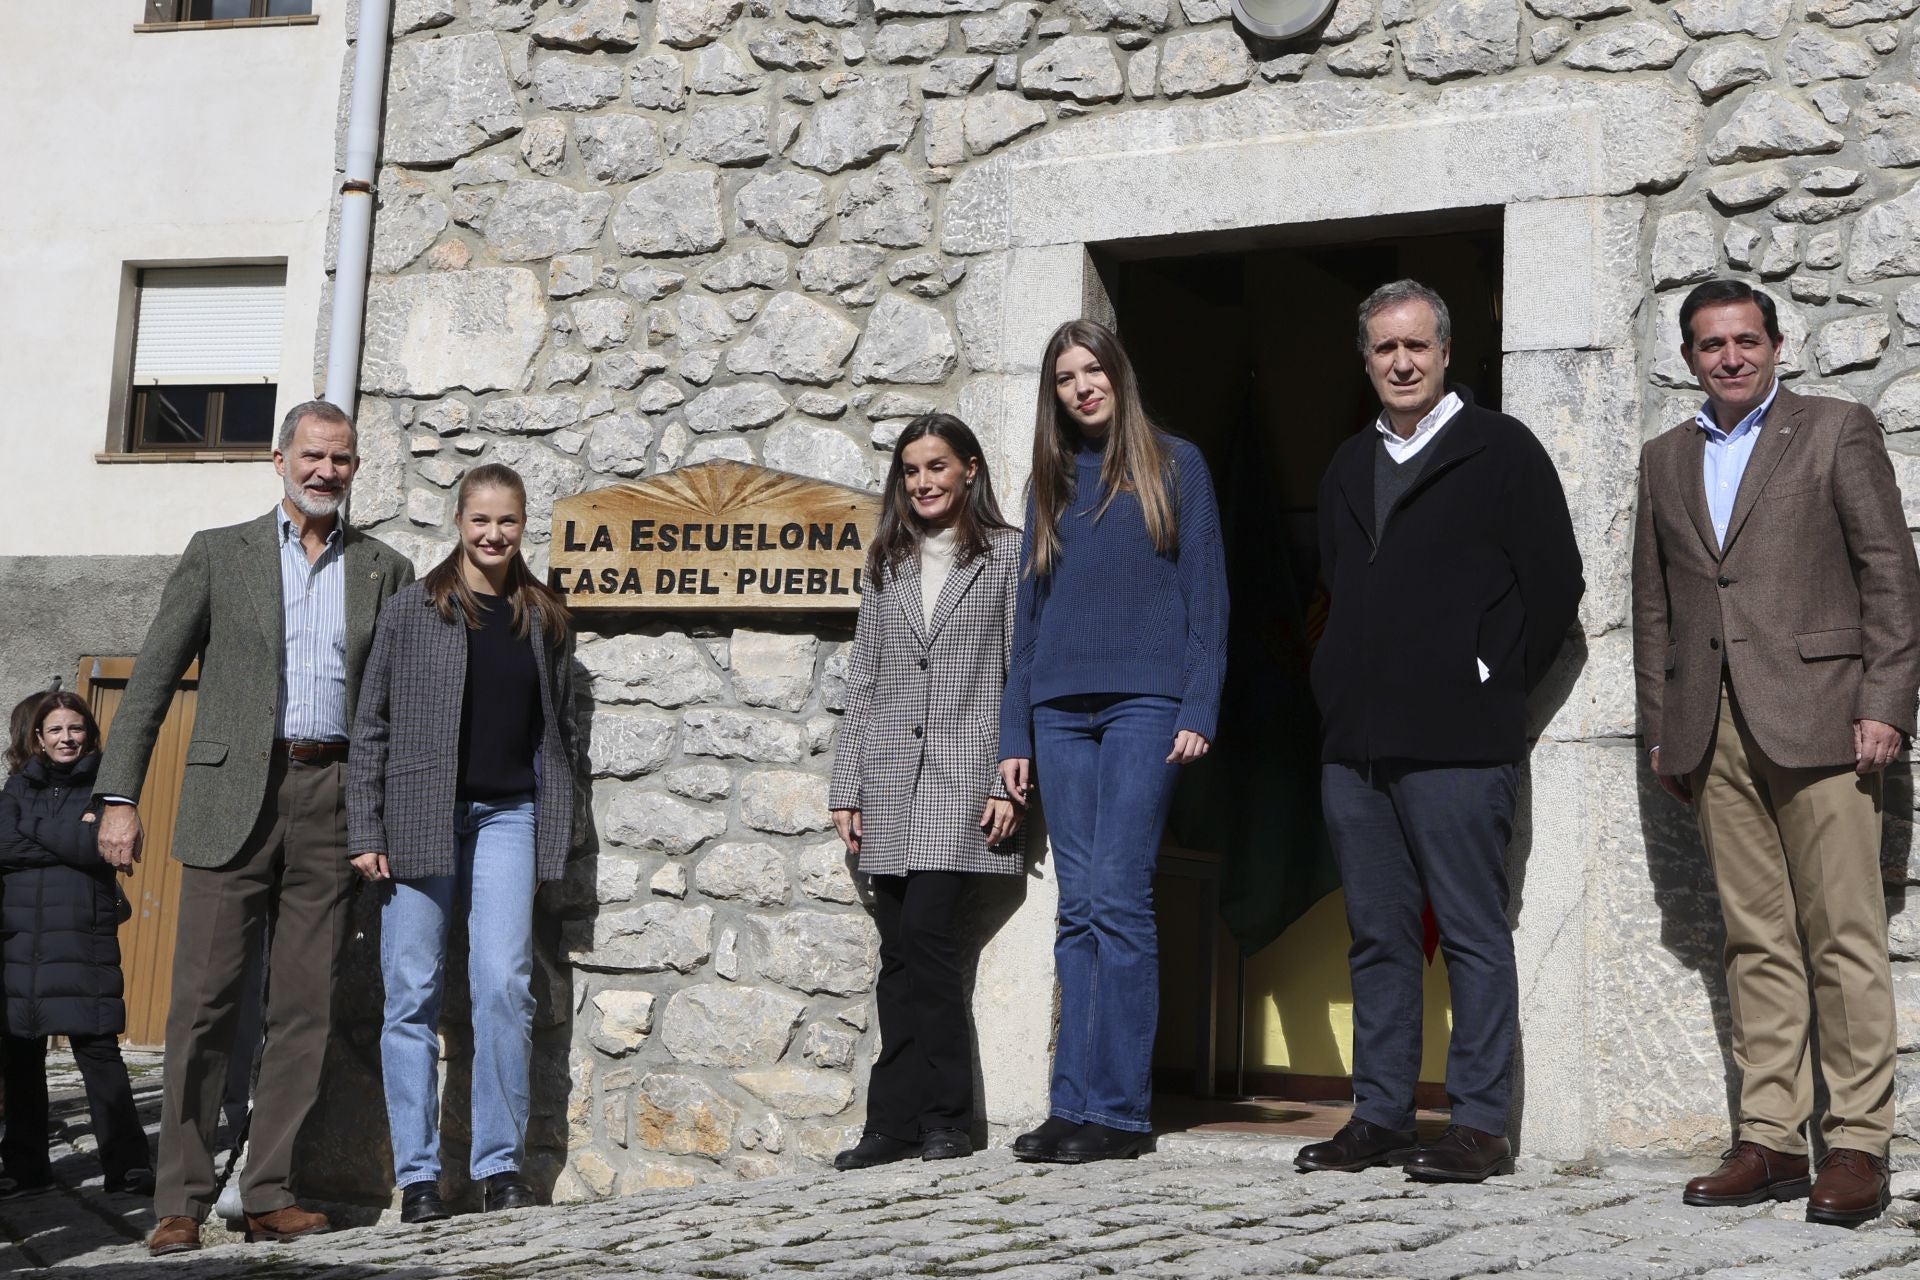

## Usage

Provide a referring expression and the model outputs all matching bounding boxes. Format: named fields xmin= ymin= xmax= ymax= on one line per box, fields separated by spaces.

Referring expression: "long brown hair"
xmin=1027 ymin=319 xmax=1176 ymax=578
xmin=867 ymin=413 xmax=1012 ymax=586
xmin=9 ymin=690 xmax=100 ymax=772
xmin=424 ymin=463 xmax=572 ymax=646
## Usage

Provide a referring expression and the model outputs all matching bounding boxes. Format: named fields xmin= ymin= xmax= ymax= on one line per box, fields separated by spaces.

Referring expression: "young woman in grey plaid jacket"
xmin=828 ymin=413 xmax=1026 ymax=1171
xmin=347 ymin=464 xmax=577 ymax=1225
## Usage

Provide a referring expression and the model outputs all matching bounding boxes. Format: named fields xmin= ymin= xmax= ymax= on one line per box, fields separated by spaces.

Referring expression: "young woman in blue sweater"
xmin=999 ymin=318 xmax=1229 ymax=1163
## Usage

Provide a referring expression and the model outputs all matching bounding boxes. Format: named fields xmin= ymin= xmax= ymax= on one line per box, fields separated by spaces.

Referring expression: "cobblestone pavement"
xmin=11 ymin=1084 xmax=1920 ymax=1280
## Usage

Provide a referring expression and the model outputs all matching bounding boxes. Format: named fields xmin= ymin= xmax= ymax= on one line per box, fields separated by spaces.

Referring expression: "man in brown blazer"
xmin=1633 ymin=279 xmax=1920 ymax=1226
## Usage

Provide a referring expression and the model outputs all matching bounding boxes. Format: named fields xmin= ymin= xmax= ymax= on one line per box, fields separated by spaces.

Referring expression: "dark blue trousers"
xmin=1321 ymin=761 xmax=1519 ymax=1136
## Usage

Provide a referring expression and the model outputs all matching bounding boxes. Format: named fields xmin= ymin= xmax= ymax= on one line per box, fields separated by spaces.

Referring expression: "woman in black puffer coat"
xmin=0 ymin=691 xmax=152 ymax=1194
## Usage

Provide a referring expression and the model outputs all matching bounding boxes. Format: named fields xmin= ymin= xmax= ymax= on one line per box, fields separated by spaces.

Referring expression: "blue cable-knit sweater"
xmin=999 ymin=435 xmax=1229 ymax=761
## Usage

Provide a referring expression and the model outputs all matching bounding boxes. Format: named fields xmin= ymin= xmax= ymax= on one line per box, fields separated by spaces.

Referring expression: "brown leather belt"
xmin=274 ymin=739 xmax=349 ymax=765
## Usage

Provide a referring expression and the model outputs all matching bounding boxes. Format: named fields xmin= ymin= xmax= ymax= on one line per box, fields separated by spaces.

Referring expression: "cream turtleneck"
xmin=919 ymin=526 xmax=958 ymax=629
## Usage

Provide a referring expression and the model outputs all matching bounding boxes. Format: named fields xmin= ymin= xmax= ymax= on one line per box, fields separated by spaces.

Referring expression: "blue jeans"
xmin=1032 ymin=694 xmax=1182 ymax=1133
xmin=380 ymin=795 xmax=537 ymax=1187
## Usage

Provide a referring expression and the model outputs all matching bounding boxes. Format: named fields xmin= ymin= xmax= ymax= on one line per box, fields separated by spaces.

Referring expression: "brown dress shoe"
xmin=149 ymin=1216 xmax=202 ymax=1256
xmin=1404 ymin=1125 xmax=1514 ymax=1183
xmin=1682 ymin=1141 xmax=1810 ymax=1207
xmin=243 ymin=1205 xmax=332 ymax=1243
xmin=1807 ymin=1148 xmax=1890 ymax=1227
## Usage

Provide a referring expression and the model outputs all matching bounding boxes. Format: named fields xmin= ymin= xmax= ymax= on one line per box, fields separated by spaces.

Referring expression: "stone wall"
xmin=340 ymin=0 xmax=1920 ymax=1185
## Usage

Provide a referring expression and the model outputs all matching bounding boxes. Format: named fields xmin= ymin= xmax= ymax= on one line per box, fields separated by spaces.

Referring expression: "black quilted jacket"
xmin=0 ymin=752 xmax=126 ymax=1038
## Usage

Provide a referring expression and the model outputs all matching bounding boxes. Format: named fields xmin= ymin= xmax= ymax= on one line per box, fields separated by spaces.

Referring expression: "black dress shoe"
xmin=921 ymin=1129 xmax=973 ymax=1162
xmin=482 ymin=1172 xmax=536 ymax=1211
xmin=833 ymin=1132 xmax=922 ymax=1170
xmin=1052 ymin=1123 xmax=1149 ymax=1164
xmin=1295 ymin=1120 xmax=1419 ymax=1173
xmin=400 ymin=1182 xmax=451 ymax=1224
xmin=1012 ymin=1117 xmax=1082 ymax=1162
xmin=1404 ymin=1125 xmax=1514 ymax=1183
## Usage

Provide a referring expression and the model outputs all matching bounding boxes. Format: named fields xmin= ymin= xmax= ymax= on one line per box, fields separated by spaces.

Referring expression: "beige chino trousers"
xmin=1689 ymin=679 xmax=1894 ymax=1156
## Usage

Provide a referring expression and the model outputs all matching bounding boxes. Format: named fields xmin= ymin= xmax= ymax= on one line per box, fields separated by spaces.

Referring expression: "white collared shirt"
xmin=1375 ymin=391 xmax=1464 ymax=466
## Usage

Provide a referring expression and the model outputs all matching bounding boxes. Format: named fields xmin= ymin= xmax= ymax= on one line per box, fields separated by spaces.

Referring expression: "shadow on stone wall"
xmin=1635 ymin=759 xmax=1738 ymax=1139
xmin=1506 ymin=629 xmax=1584 ymax=1156
xmin=956 ymin=811 xmax=1046 ymax=1149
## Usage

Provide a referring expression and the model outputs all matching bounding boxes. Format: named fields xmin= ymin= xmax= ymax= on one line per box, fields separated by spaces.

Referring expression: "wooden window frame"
xmin=115 ymin=263 xmax=283 ymax=461
xmin=128 ymin=385 xmax=277 ymax=455
xmin=138 ymin=0 xmax=318 ymax=29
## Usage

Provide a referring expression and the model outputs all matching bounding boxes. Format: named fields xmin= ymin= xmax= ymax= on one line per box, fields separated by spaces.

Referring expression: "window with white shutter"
xmin=126 ymin=264 xmax=286 ymax=453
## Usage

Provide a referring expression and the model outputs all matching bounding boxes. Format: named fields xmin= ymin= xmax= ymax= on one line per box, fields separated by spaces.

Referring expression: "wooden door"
xmin=77 ymin=657 xmax=198 ymax=1049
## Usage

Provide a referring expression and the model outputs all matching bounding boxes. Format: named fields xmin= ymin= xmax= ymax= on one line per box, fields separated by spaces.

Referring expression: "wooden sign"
xmin=548 ymin=460 xmax=881 ymax=610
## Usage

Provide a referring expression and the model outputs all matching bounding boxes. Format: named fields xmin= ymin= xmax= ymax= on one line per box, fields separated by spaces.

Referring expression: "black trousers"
xmin=1322 ymin=761 xmax=1520 ymax=1137
xmin=865 ymin=871 xmax=973 ymax=1141
xmin=1 ymin=1033 xmax=152 ymax=1185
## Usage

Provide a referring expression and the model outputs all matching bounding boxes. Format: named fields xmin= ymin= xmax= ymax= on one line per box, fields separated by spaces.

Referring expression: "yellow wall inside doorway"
xmin=1246 ymin=890 xmax=1455 ymax=1082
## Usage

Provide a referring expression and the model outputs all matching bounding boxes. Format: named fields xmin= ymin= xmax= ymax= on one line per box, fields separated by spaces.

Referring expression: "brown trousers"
xmin=1690 ymin=681 xmax=1894 ymax=1156
xmin=154 ymin=756 xmax=354 ymax=1220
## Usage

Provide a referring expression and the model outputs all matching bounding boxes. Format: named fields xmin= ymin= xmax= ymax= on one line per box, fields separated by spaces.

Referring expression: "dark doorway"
xmin=1098 ymin=213 xmax=1506 ymax=1114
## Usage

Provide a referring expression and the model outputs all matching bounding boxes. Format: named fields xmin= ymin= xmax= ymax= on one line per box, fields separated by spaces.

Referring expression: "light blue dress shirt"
xmin=275 ymin=505 xmax=349 ymax=741
xmin=1696 ymin=379 xmax=1780 ymax=551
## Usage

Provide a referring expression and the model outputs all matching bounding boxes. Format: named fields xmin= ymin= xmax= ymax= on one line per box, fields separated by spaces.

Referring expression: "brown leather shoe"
xmin=1404 ymin=1125 xmax=1514 ymax=1183
xmin=243 ymin=1205 xmax=332 ymax=1243
xmin=1682 ymin=1141 xmax=1810 ymax=1206
xmin=148 ymin=1215 xmax=201 ymax=1256
xmin=1807 ymin=1148 xmax=1890 ymax=1227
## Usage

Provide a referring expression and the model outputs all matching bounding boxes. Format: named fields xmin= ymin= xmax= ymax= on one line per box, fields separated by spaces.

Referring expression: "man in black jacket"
xmin=1295 ymin=279 xmax=1584 ymax=1183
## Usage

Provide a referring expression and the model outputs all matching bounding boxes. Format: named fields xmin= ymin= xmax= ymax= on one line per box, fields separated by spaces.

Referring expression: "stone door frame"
xmin=959 ymin=80 xmax=1690 ymax=1158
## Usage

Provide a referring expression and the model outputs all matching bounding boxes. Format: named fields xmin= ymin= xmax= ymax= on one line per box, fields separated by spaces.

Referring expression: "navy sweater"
xmin=1000 ymin=436 xmax=1229 ymax=760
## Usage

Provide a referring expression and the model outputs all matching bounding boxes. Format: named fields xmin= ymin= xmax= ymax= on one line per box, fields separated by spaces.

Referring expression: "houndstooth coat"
xmin=347 ymin=582 xmax=578 ymax=882
xmin=828 ymin=526 xmax=1026 ymax=876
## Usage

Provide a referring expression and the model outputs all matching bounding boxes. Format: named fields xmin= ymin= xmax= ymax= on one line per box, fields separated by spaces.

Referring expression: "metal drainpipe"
xmin=322 ymin=0 xmax=395 ymax=418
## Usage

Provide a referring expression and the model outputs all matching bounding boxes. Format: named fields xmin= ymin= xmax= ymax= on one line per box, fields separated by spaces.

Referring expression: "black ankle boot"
xmin=921 ymin=1129 xmax=973 ymax=1161
xmin=482 ymin=1172 xmax=535 ymax=1211
xmin=1053 ymin=1123 xmax=1149 ymax=1164
xmin=1012 ymin=1117 xmax=1082 ymax=1162
xmin=834 ymin=1132 xmax=922 ymax=1170
xmin=400 ymin=1182 xmax=450 ymax=1223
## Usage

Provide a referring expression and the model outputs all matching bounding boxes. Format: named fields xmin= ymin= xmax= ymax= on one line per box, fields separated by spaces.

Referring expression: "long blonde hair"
xmin=1026 ymin=319 xmax=1176 ymax=578
xmin=423 ymin=464 xmax=572 ymax=646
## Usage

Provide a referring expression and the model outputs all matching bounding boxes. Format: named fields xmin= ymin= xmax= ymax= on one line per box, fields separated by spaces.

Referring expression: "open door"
xmin=76 ymin=656 xmax=198 ymax=1049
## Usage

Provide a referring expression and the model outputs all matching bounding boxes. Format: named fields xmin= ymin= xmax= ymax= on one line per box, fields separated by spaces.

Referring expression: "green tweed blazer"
xmin=93 ymin=510 xmax=415 ymax=869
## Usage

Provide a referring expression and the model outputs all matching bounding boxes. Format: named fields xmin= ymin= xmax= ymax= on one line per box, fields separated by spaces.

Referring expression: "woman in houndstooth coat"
xmin=828 ymin=412 xmax=1026 ymax=1171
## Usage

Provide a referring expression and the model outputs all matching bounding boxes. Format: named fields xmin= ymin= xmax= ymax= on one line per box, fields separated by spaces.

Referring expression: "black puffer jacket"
xmin=0 ymin=752 xmax=126 ymax=1038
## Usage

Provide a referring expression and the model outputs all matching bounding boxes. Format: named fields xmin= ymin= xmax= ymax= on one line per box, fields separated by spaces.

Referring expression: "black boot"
xmin=921 ymin=1129 xmax=973 ymax=1162
xmin=400 ymin=1182 xmax=450 ymax=1224
xmin=1052 ymin=1123 xmax=1149 ymax=1164
xmin=834 ymin=1132 xmax=922 ymax=1171
xmin=1012 ymin=1117 xmax=1081 ymax=1162
xmin=482 ymin=1172 xmax=536 ymax=1211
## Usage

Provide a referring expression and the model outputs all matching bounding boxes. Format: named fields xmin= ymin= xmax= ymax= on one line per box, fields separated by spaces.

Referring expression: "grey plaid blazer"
xmin=829 ymin=526 xmax=1026 ymax=876
xmin=347 ymin=582 xmax=578 ymax=882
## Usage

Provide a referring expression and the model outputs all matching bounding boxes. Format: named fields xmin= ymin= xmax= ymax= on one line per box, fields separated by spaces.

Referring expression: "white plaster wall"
xmin=0 ymin=8 xmax=346 ymax=557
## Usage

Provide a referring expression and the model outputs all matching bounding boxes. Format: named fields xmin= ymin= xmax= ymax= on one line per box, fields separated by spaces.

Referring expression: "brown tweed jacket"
xmin=347 ymin=582 xmax=578 ymax=882
xmin=1632 ymin=386 xmax=1920 ymax=776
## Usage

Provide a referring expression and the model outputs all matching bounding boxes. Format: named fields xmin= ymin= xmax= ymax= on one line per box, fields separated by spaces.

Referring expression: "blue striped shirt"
xmin=1696 ymin=379 xmax=1779 ymax=550
xmin=275 ymin=505 xmax=348 ymax=741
